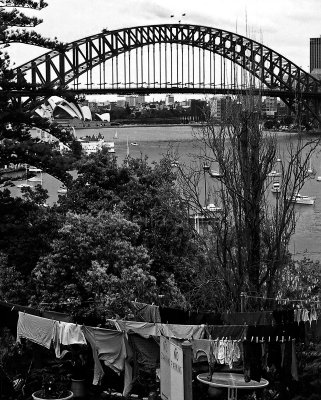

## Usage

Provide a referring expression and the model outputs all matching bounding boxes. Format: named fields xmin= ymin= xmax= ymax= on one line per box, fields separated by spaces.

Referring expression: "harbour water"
xmin=11 ymin=125 xmax=321 ymax=261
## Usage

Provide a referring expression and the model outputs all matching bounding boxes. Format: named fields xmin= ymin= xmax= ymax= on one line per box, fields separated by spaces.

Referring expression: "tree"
xmin=57 ymin=149 xmax=202 ymax=307
xmin=31 ymin=211 xmax=157 ymax=322
xmin=178 ymin=95 xmax=320 ymax=310
xmin=0 ymin=1 xmax=73 ymax=181
xmin=0 ymin=187 xmax=62 ymax=303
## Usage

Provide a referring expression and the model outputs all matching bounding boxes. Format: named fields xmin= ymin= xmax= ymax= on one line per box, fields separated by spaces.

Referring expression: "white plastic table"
xmin=197 ymin=372 xmax=269 ymax=400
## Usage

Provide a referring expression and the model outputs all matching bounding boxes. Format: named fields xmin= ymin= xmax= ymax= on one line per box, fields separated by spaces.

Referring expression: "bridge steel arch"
xmin=13 ymin=24 xmax=321 ymax=119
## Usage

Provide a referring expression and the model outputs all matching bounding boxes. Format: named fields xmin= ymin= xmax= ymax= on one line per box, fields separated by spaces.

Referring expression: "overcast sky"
xmin=4 ymin=0 xmax=321 ymax=100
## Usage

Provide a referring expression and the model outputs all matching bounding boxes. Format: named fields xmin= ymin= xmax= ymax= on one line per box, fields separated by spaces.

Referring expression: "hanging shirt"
xmin=82 ymin=326 xmax=132 ymax=397
xmin=53 ymin=322 xmax=87 ymax=358
xmin=16 ymin=312 xmax=55 ymax=349
xmin=130 ymin=302 xmax=161 ymax=323
xmin=112 ymin=320 xmax=158 ymax=338
xmin=157 ymin=323 xmax=205 ymax=340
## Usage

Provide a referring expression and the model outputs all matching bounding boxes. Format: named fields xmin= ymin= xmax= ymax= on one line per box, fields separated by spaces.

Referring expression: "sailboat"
xmin=28 ymin=166 xmax=43 ymax=185
xmin=317 ymin=161 xmax=321 ymax=181
xmin=307 ymin=159 xmax=314 ymax=175
xmin=17 ymin=164 xmax=31 ymax=188
xmin=113 ymin=130 xmax=118 ymax=139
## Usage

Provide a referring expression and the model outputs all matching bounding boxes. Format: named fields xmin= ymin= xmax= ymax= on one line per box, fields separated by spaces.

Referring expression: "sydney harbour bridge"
xmin=8 ymin=24 xmax=321 ymax=123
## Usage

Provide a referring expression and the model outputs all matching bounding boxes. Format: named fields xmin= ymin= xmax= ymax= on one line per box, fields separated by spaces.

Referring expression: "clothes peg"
xmin=282 ymin=336 xmax=284 ymax=343
xmin=251 ymin=336 xmax=254 ymax=342
xmin=261 ymin=336 xmax=264 ymax=343
xmin=276 ymin=336 xmax=278 ymax=342
xmin=268 ymin=336 xmax=270 ymax=342
xmin=256 ymin=337 xmax=259 ymax=343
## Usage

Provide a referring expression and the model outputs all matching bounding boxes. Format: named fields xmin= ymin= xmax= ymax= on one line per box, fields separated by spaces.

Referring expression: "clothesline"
xmin=243 ymin=293 xmax=321 ymax=305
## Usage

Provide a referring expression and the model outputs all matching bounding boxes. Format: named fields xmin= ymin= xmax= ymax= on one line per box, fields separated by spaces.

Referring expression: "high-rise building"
xmin=165 ymin=94 xmax=174 ymax=106
xmin=310 ymin=36 xmax=321 ymax=73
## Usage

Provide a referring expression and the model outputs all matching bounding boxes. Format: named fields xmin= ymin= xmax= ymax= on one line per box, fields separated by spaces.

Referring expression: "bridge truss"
xmin=10 ymin=23 xmax=321 ymax=121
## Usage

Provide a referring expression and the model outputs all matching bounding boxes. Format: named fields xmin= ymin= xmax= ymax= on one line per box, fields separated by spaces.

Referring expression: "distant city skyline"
xmin=4 ymin=0 xmax=321 ymax=102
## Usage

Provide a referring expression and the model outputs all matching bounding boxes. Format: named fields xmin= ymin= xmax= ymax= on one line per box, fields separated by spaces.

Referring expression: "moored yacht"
xmin=288 ymin=193 xmax=315 ymax=205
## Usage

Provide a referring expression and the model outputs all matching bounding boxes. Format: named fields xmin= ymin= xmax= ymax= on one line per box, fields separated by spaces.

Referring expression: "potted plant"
xmin=32 ymin=372 xmax=73 ymax=400
xmin=70 ymin=347 xmax=87 ymax=399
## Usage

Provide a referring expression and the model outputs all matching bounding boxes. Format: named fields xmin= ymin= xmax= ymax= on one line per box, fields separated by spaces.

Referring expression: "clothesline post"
xmin=240 ymin=292 xmax=246 ymax=313
xmin=182 ymin=341 xmax=193 ymax=400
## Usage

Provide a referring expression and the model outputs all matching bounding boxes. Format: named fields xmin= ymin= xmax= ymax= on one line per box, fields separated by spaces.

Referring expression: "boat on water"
xmin=17 ymin=164 xmax=31 ymax=188
xmin=209 ymin=169 xmax=223 ymax=178
xmin=113 ymin=131 xmax=119 ymax=139
xmin=307 ymin=159 xmax=314 ymax=175
xmin=203 ymin=203 xmax=222 ymax=212
xmin=271 ymin=181 xmax=281 ymax=193
xmin=16 ymin=183 xmax=31 ymax=189
xmin=267 ymin=170 xmax=281 ymax=178
xmin=28 ymin=176 xmax=42 ymax=182
xmin=317 ymin=176 xmax=321 ymax=182
xmin=288 ymin=193 xmax=315 ymax=205
xmin=130 ymin=142 xmax=138 ymax=146
xmin=57 ymin=185 xmax=68 ymax=194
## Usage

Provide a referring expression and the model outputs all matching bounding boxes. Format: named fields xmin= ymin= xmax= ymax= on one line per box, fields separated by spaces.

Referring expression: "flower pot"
xmin=32 ymin=389 xmax=73 ymax=400
xmin=71 ymin=378 xmax=86 ymax=398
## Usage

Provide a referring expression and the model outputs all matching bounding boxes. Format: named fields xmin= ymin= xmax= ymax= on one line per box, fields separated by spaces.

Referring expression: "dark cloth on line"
xmin=42 ymin=310 xmax=73 ymax=323
xmin=243 ymin=340 xmax=262 ymax=382
xmin=222 ymin=311 xmax=274 ymax=326
xmin=267 ymin=341 xmax=282 ymax=371
xmin=206 ymin=325 xmax=247 ymax=340
xmin=128 ymin=333 xmax=160 ymax=373
xmin=159 ymin=307 xmax=189 ymax=324
xmin=272 ymin=309 xmax=294 ymax=325
xmin=187 ymin=311 xmax=223 ymax=325
xmin=130 ymin=302 xmax=161 ymax=323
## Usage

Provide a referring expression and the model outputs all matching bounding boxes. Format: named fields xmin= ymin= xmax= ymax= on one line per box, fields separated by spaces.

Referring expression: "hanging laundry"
xmin=157 ymin=323 xmax=205 ymax=340
xmin=243 ymin=340 xmax=262 ymax=382
xmin=82 ymin=326 xmax=133 ymax=397
xmin=291 ymin=339 xmax=298 ymax=381
xmin=206 ymin=325 xmax=248 ymax=341
xmin=222 ymin=311 xmax=273 ymax=326
xmin=186 ymin=311 xmax=223 ymax=325
xmin=53 ymin=321 xmax=87 ymax=358
xmin=42 ymin=310 xmax=73 ymax=323
xmin=192 ymin=339 xmax=213 ymax=364
xmin=112 ymin=320 xmax=158 ymax=338
xmin=130 ymin=302 xmax=161 ymax=323
xmin=128 ymin=332 xmax=160 ymax=387
xmin=159 ymin=307 xmax=189 ymax=324
xmin=16 ymin=312 xmax=55 ymax=349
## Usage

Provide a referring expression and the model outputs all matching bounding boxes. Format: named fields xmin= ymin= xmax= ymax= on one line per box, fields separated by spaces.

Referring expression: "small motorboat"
xmin=271 ymin=182 xmax=281 ymax=193
xmin=209 ymin=169 xmax=223 ymax=178
xmin=28 ymin=176 xmax=42 ymax=182
xmin=288 ymin=193 xmax=315 ymax=205
xmin=267 ymin=170 xmax=281 ymax=178
xmin=203 ymin=203 xmax=222 ymax=212
xmin=57 ymin=185 xmax=68 ymax=194
xmin=17 ymin=183 xmax=31 ymax=189
xmin=130 ymin=142 xmax=138 ymax=146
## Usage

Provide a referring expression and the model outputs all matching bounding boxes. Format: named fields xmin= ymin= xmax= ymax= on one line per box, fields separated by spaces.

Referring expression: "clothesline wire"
xmin=244 ymin=293 xmax=321 ymax=305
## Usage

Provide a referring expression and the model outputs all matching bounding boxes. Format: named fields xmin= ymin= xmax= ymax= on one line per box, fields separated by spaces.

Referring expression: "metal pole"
xmin=182 ymin=341 xmax=193 ymax=400
xmin=240 ymin=292 xmax=246 ymax=312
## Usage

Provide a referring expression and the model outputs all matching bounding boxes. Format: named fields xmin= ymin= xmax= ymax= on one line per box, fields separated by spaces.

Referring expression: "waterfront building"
xmin=165 ymin=94 xmax=174 ymax=106
xmin=125 ymin=95 xmax=137 ymax=107
xmin=210 ymin=96 xmax=231 ymax=120
xmin=29 ymin=127 xmax=71 ymax=153
xmin=263 ymin=97 xmax=278 ymax=117
xmin=79 ymin=137 xmax=115 ymax=155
